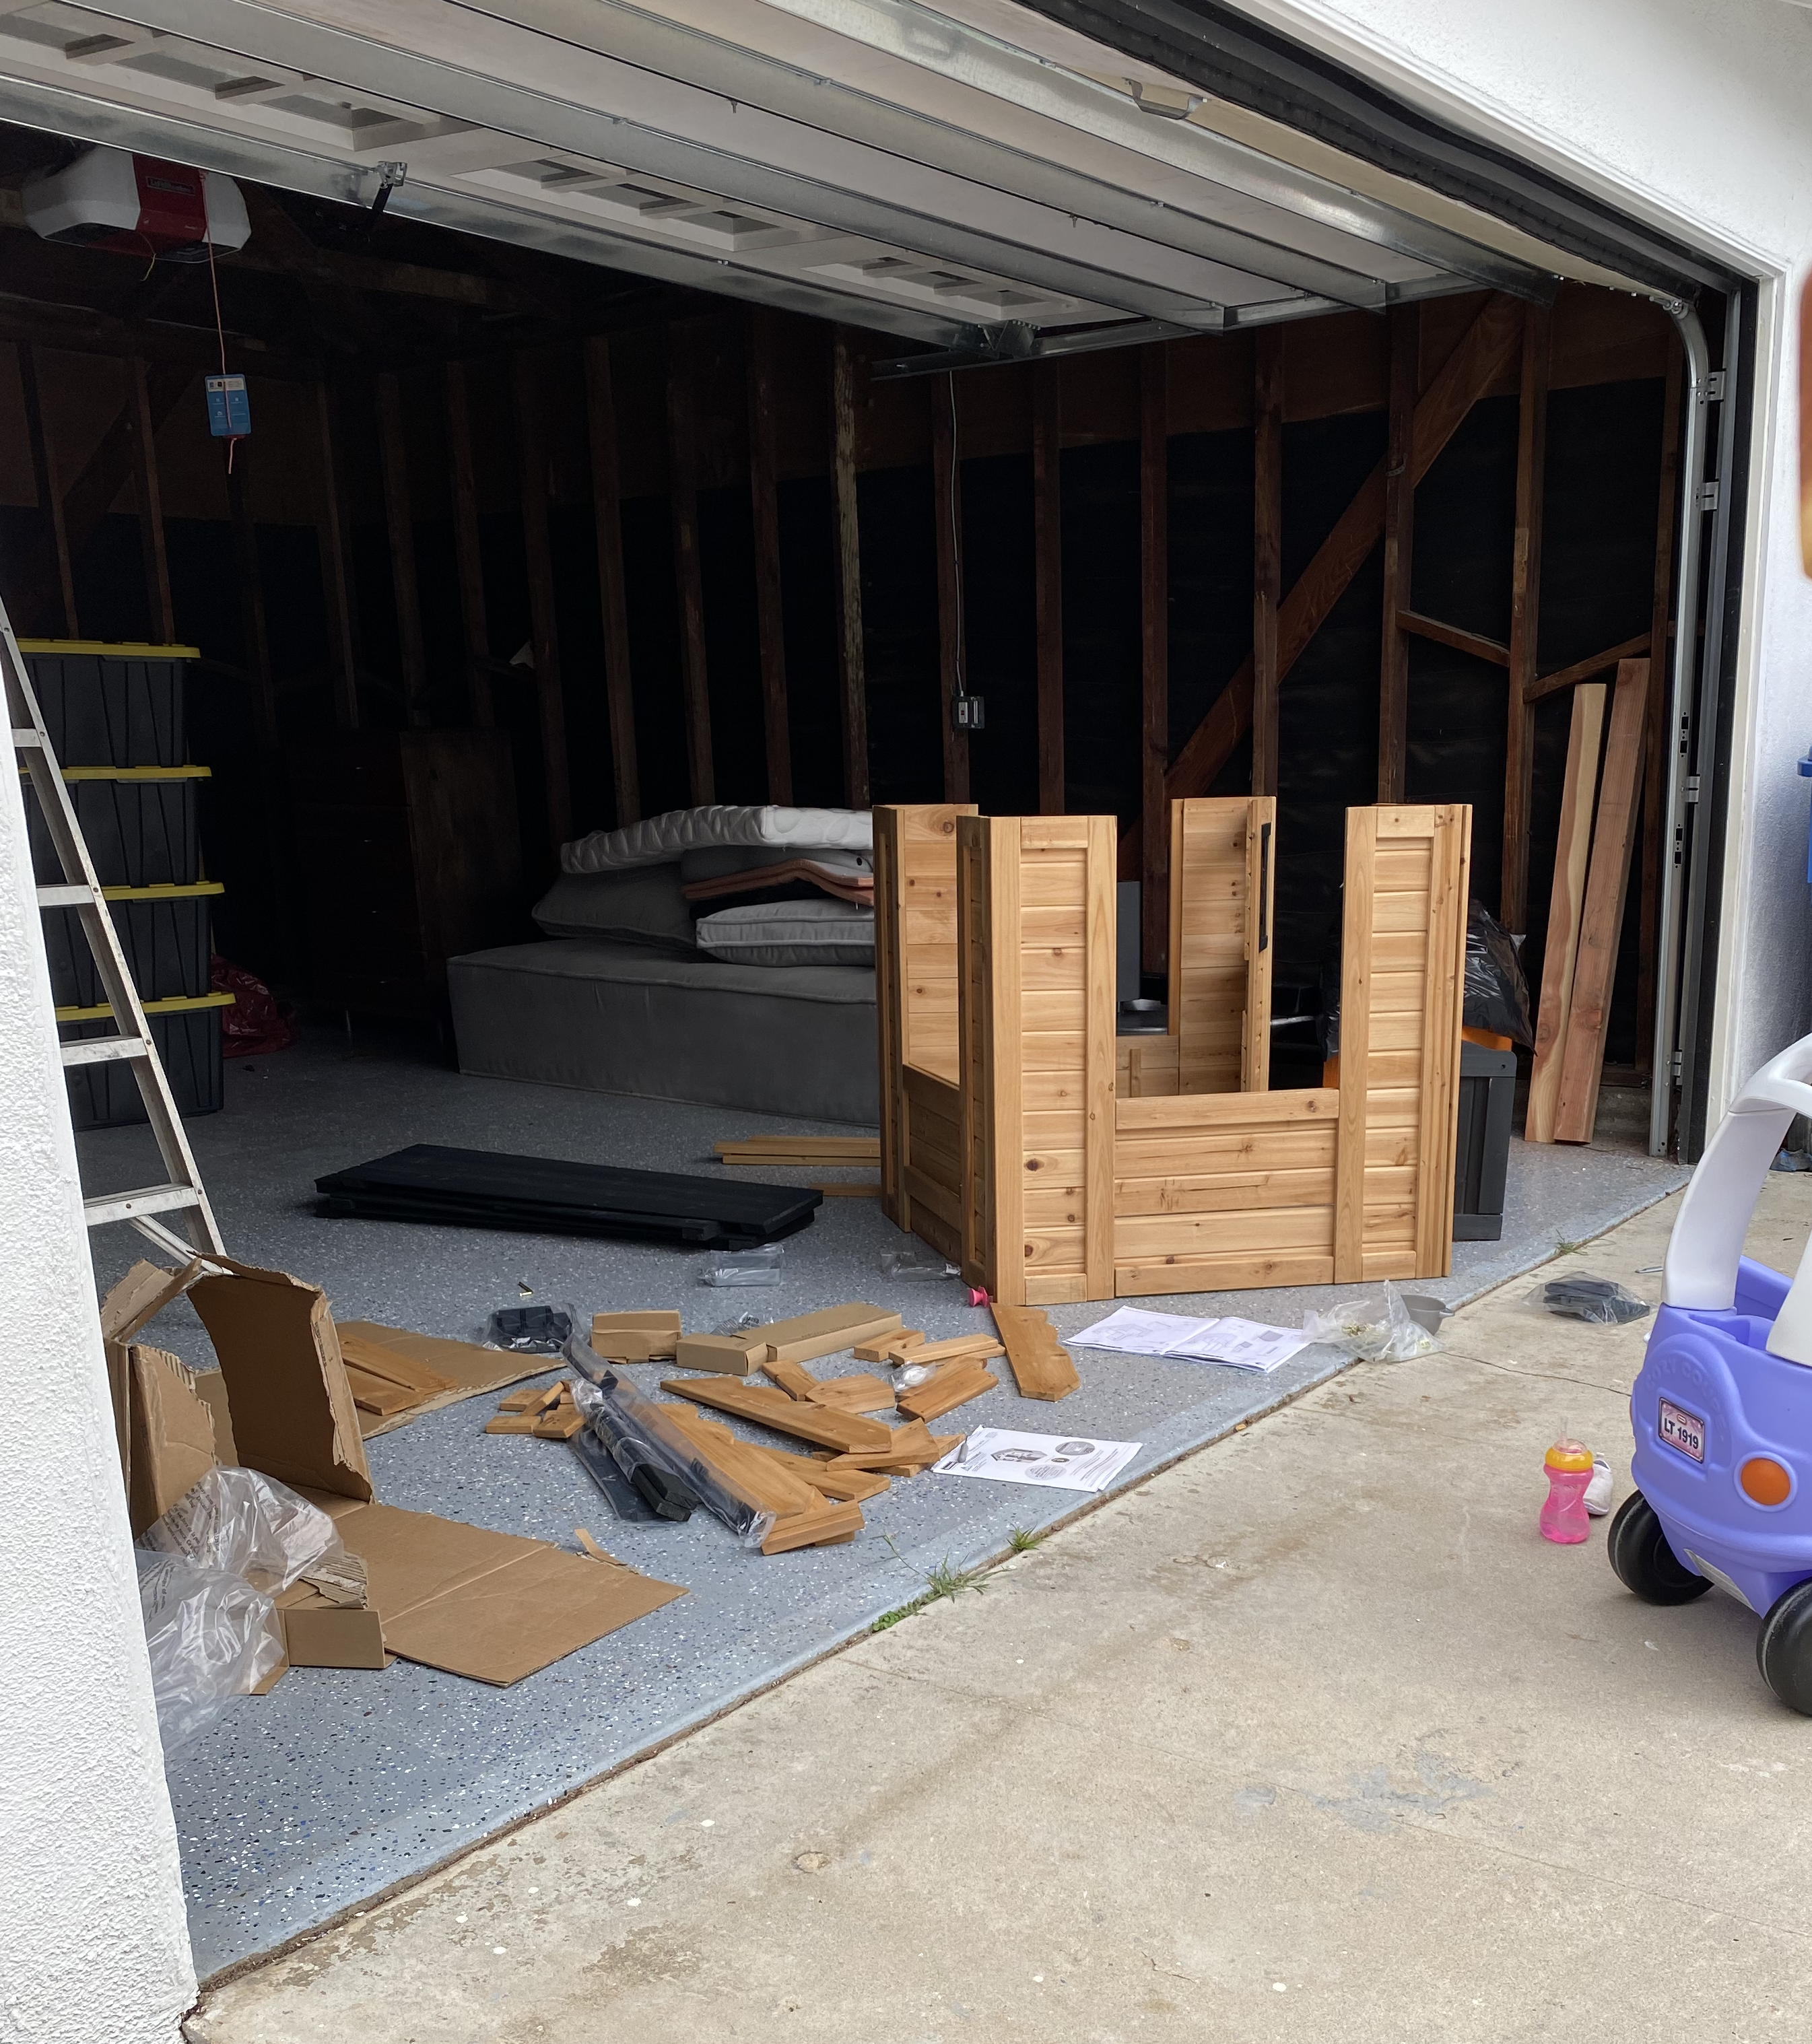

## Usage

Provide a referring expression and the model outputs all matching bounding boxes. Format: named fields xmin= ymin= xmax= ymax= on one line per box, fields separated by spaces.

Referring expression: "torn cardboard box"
xmin=337 ymin=1321 xmax=550 ymax=1436
xmin=101 ymin=1256 xmax=684 ymax=1685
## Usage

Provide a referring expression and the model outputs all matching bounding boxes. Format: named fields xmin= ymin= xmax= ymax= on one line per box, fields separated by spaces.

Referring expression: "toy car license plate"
xmin=1658 ymin=1398 xmax=1705 ymax=1463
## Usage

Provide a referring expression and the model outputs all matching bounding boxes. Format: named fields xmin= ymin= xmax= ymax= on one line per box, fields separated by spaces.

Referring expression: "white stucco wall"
xmin=0 ymin=741 xmax=195 ymax=2037
xmin=1228 ymin=0 xmax=1812 ymax=1116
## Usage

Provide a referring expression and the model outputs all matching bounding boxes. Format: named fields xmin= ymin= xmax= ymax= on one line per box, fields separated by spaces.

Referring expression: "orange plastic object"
xmin=1544 ymin=1437 xmax=1594 ymax=1474
xmin=1740 ymin=1456 xmax=1792 ymax=1507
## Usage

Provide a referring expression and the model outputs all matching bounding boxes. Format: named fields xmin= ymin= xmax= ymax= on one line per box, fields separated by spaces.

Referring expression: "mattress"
xmin=448 ymin=938 xmax=879 ymax=1124
xmin=562 ymin=803 xmax=872 ymax=875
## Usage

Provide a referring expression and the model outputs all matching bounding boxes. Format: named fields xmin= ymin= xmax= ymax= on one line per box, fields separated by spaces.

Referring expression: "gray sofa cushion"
xmin=448 ymin=938 xmax=878 ymax=1123
xmin=530 ymin=865 xmax=696 ymax=950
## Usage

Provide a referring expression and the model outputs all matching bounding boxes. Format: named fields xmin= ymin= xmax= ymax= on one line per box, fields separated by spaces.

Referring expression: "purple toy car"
xmin=1611 ymin=1033 xmax=1812 ymax=1711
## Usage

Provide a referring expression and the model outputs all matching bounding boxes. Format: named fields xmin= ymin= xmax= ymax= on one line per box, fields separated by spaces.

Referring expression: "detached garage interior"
xmin=0 ymin=0 xmax=1744 ymax=1979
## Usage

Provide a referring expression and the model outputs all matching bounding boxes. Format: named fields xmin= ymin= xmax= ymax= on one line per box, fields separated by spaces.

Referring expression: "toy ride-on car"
xmin=1610 ymin=1031 xmax=1812 ymax=1711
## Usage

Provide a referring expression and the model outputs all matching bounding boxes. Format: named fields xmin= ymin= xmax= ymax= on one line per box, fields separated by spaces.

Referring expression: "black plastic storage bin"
xmin=42 ymin=888 xmax=216 ymax=1008
xmin=1454 ymin=1041 xmax=1517 ymax=1241
xmin=20 ymin=642 xmax=195 ymax=769
xmin=63 ymin=1003 xmax=224 ymax=1130
xmin=28 ymin=772 xmax=203 ymax=888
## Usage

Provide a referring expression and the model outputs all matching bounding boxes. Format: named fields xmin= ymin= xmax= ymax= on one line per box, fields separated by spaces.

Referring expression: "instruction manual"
xmin=932 ymin=1429 xmax=1141 ymax=1493
xmin=1070 ymin=1305 xmax=1311 ymax=1374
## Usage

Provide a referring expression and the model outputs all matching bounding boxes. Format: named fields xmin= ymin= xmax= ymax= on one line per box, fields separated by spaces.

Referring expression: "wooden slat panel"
xmin=987 ymin=818 xmax=1025 ymax=1300
xmin=1114 ymin=1125 xmax=1338 ymax=1176
xmin=1024 ymin=1226 xmax=1085 ymax=1268
xmin=874 ymin=809 xmax=906 ymax=1227
xmin=1116 ymin=1252 xmax=1335 ymax=1297
xmin=1413 ymin=805 xmax=1469 ymax=1271
xmin=904 ymin=1166 xmax=962 ymax=1232
xmin=1116 ymin=1087 xmax=1338 ymax=1134
xmin=1026 ymin=1272 xmax=1092 ymax=1305
xmin=1115 ymin=1205 xmax=1334 ymax=1259
xmin=1525 ymin=683 xmax=1607 ymax=1142
xmin=1021 ymin=862 xmax=1091 ymax=908
xmin=1021 ymin=818 xmax=1094 ymax=850
xmin=1113 ymin=1167 xmax=1335 ymax=1217
xmin=902 ymin=1062 xmax=960 ymax=1116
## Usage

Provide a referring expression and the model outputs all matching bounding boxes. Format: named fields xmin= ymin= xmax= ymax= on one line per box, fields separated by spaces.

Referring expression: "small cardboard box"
xmin=590 ymin=1309 xmax=682 ymax=1364
xmin=102 ymin=1257 xmax=684 ymax=1684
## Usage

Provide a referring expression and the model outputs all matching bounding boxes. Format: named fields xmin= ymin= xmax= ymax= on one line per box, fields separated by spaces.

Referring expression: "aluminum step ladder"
xmin=3 ymin=607 xmax=224 ymax=1257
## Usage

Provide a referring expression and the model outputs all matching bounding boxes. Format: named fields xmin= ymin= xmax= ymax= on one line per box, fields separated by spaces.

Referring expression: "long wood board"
xmin=1524 ymin=681 xmax=1607 ymax=1143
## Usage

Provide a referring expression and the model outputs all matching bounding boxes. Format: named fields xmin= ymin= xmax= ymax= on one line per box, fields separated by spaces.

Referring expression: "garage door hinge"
xmin=1671 ymin=1051 xmax=1683 ymax=1083
xmin=1685 ymin=775 xmax=1702 ymax=804
xmin=1696 ymin=480 xmax=1720 ymax=512
xmin=1706 ymin=370 xmax=1726 ymax=401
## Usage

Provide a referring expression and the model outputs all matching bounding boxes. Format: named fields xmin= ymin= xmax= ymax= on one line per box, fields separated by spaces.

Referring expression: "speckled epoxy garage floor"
xmin=74 ymin=1027 xmax=1686 ymax=1979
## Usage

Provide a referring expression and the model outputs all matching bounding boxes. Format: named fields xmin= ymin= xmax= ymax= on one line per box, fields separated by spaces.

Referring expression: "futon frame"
xmin=874 ymin=800 xmax=1471 ymax=1307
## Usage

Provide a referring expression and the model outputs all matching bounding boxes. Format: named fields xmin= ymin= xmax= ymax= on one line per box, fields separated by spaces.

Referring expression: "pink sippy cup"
xmin=1540 ymin=1437 xmax=1595 ymax=1544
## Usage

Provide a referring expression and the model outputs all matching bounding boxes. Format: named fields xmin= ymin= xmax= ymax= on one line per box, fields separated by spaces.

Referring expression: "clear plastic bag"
xmin=881 ymin=1244 xmax=960 ymax=1281
xmin=135 ymin=1548 xmax=283 ymax=1754
xmin=1300 ymin=1279 xmax=1442 ymax=1361
xmin=1532 ymin=1275 xmax=1653 ymax=1326
xmin=566 ymin=1337 xmax=773 ymax=1543
xmin=139 ymin=1465 xmax=360 ymax=1601
xmin=698 ymin=1244 xmax=784 ymax=1288
xmin=485 ymin=1302 xmax=580 ymax=1352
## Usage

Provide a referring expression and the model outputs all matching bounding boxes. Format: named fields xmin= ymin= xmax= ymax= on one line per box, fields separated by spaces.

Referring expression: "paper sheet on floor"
xmin=931 ymin=1428 xmax=1141 ymax=1492
xmin=1070 ymin=1305 xmax=1311 ymax=1374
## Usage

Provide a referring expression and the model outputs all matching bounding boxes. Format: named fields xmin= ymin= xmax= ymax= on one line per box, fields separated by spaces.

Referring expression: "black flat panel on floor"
xmin=314 ymin=1143 xmax=821 ymax=1246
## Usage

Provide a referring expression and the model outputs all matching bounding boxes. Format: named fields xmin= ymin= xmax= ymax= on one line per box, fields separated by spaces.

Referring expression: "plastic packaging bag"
xmin=139 ymin=1466 xmax=361 ymax=1602
xmin=485 ymin=1302 xmax=580 ymax=1352
xmin=135 ymin=1548 xmax=283 ymax=1754
xmin=566 ymin=1339 xmax=772 ymax=1543
xmin=698 ymin=1244 xmax=784 ymax=1288
xmin=1533 ymin=1275 xmax=1652 ymax=1326
xmin=1300 ymin=1279 xmax=1442 ymax=1361
xmin=881 ymin=1244 xmax=961 ymax=1281
xmin=1464 ymin=901 xmax=1534 ymax=1046
xmin=569 ymin=1422 xmax=661 ymax=1524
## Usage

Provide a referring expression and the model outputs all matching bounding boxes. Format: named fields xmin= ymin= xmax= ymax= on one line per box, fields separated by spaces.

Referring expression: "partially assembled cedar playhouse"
xmin=876 ymin=797 xmax=1471 ymax=1305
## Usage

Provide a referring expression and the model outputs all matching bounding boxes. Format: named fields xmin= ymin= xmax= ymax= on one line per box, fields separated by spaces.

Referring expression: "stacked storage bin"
xmin=24 ymin=642 xmax=227 ymax=1129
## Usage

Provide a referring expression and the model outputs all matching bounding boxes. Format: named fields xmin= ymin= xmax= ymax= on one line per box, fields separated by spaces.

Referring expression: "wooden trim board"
xmin=1525 ymin=681 xmax=1607 ymax=1143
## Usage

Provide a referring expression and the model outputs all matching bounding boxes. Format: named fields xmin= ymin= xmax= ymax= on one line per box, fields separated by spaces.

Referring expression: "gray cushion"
xmin=531 ymin=865 xmax=694 ymax=950
xmin=679 ymin=844 xmax=871 ymax=883
xmin=694 ymin=898 xmax=875 ymax=967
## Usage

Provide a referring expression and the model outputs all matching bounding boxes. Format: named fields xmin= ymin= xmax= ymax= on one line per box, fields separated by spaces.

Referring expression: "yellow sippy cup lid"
xmin=1545 ymin=1436 xmax=1594 ymax=1472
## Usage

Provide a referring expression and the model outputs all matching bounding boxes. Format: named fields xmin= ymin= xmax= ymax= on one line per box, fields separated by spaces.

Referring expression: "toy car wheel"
xmin=1607 ymin=1491 xmax=1712 ymax=1605
xmin=1757 ymin=1581 xmax=1812 ymax=1715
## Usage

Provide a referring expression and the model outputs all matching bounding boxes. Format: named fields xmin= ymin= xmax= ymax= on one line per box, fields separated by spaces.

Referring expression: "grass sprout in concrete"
xmin=1005 ymin=1525 xmax=1047 ymax=1554
xmin=871 ymin=1536 xmax=988 ymax=1630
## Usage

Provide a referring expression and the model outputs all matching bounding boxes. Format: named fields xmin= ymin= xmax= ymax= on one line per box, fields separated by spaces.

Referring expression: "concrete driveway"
xmin=191 ymin=1176 xmax=1812 ymax=2044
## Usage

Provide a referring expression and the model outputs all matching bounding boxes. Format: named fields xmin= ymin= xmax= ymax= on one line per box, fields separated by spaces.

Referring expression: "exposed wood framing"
xmin=1250 ymin=327 xmax=1283 ymax=800
xmin=1377 ymin=306 xmax=1417 ymax=803
xmin=16 ymin=343 xmax=77 ymax=636
xmin=1397 ymin=610 xmax=1509 ymax=665
xmin=375 ymin=372 xmax=428 ymax=728
xmin=666 ymin=322 xmax=715 ymax=805
xmin=1524 ymin=632 xmax=1651 ymax=705
xmin=125 ymin=357 xmax=176 ymax=645
xmin=1125 ymin=293 xmax=1523 ymax=875
xmin=512 ymin=349 xmax=572 ymax=851
xmin=226 ymin=456 xmax=275 ymax=749
xmin=1140 ymin=345 xmax=1169 ymax=975
xmin=1032 ymin=358 xmax=1064 ymax=813
xmin=1636 ymin=335 xmax=1685 ymax=1070
xmin=745 ymin=309 xmax=793 ymax=806
xmin=442 ymin=360 xmax=493 ymax=730
xmin=1501 ymin=302 xmax=1551 ymax=931
xmin=933 ymin=371 xmax=970 ymax=804
xmin=584 ymin=333 xmax=639 ymax=825
xmin=831 ymin=327 xmax=869 ymax=807
xmin=313 ymin=382 xmax=360 ymax=730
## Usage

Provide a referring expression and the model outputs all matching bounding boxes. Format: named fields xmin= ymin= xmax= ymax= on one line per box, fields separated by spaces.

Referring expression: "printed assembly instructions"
xmin=1070 ymin=1305 xmax=1312 ymax=1374
xmin=932 ymin=1429 xmax=1143 ymax=1493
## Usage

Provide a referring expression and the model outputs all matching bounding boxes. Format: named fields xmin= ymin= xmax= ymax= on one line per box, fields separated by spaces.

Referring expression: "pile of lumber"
xmin=878 ymin=1332 xmax=1004 ymax=1421
xmin=1526 ymin=658 xmax=1648 ymax=1145
xmin=484 ymin=1379 xmax=585 ymax=1439
xmin=675 ymin=1303 xmax=904 ymax=1377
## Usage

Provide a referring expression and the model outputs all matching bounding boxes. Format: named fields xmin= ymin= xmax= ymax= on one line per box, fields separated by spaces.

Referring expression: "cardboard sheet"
xmin=336 ymin=1322 xmax=548 ymax=1437
xmin=303 ymin=1494 xmax=687 ymax=1684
